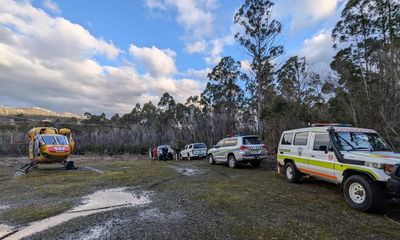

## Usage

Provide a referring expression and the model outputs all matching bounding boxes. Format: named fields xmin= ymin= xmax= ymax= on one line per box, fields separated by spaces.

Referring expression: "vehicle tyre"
xmin=284 ymin=162 xmax=301 ymax=183
xmin=208 ymin=154 xmax=215 ymax=165
xmin=228 ymin=155 xmax=237 ymax=169
xmin=251 ymin=160 xmax=261 ymax=168
xmin=343 ymin=174 xmax=384 ymax=212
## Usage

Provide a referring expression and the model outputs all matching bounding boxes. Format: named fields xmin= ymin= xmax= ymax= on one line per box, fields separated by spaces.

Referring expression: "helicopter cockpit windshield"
xmin=40 ymin=135 xmax=69 ymax=145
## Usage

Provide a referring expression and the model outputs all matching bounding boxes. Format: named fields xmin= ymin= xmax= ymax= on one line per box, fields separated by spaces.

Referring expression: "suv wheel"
xmin=343 ymin=174 xmax=384 ymax=212
xmin=284 ymin=162 xmax=301 ymax=183
xmin=228 ymin=155 xmax=237 ymax=168
xmin=208 ymin=154 xmax=215 ymax=165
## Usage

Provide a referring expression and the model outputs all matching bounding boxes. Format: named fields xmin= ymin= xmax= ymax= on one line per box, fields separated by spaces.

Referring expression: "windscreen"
xmin=334 ymin=132 xmax=391 ymax=151
xmin=194 ymin=143 xmax=206 ymax=149
xmin=55 ymin=135 xmax=69 ymax=145
xmin=41 ymin=136 xmax=57 ymax=145
xmin=243 ymin=137 xmax=262 ymax=145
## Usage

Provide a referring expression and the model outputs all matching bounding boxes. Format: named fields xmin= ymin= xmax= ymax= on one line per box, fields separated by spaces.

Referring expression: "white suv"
xmin=180 ymin=143 xmax=207 ymax=160
xmin=207 ymin=135 xmax=267 ymax=168
xmin=277 ymin=124 xmax=400 ymax=212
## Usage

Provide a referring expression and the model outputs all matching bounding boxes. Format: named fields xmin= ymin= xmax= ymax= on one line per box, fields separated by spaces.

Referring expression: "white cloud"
xmin=185 ymin=40 xmax=206 ymax=53
xmin=42 ymin=0 xmax=61 ymax=14
xmin=0 ymin=0 xmax=203 ymax=115
xmin=275 ymin=0 xmax=343 ymax=31
xmin=298 ymin=29 xmax=335 ymax=73
xmin=129 ymin=44 xmax=177 ymax=77
xmin=144 ymin=0 xmax=216 ymax=38
xmin=183 ymin=67 xmax=211 ymax=81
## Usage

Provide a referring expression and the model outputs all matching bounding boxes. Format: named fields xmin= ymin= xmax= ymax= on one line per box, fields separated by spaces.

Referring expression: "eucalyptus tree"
xmin=234 ymin=0 xmax=284 ymax=134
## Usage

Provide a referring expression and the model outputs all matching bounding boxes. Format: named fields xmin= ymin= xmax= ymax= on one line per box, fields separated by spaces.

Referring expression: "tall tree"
xmin=202 ymin=56 xmax=244 ymax=133
xmin=234 ymin=0 xmax=284 ymax=134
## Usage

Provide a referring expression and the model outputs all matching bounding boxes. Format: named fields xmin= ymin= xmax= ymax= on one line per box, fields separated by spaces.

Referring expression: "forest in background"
xmin=1 ymin=0 xmax=399 ymax=155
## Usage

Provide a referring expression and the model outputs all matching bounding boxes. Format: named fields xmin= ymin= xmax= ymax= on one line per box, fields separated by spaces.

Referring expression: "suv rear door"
xmin=213 ymin=139 xmax=225 ymax=161
xmin=292 ymin=131 xmax=310 ymax=171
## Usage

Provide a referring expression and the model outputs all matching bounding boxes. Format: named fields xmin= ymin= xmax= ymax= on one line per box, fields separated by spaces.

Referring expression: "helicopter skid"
xmin=15 ymin=162 xmax=37 ymax=174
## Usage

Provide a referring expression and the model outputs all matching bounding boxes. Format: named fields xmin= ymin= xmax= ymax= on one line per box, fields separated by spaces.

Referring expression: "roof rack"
xmin=309 ymin=123 xmax=352 ymax=127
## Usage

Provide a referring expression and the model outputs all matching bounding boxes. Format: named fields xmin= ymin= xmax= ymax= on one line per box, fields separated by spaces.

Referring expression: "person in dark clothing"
xmin=162 ymin=146 xmax=168 ymax=161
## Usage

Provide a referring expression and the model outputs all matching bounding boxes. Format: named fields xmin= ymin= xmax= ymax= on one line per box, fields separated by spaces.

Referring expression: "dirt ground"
xmin=0 ymin=155 xmax=400 ymax=240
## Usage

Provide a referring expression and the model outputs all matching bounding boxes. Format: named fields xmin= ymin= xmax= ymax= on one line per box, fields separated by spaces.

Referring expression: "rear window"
xmin=281 ymin=133 xmax=293 ymax=145
xmin=294 ymin=132 xmax=309 ymax=146
xmin=243 ymin=137 xmax=261 ymax=145
xmin=224 ymin=138 xmax=238 ymax=147
xmin=194 ymin=143 xmax=206 ymax=149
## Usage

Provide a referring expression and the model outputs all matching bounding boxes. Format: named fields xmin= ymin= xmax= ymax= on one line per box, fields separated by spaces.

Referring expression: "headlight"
xmin=384 ymin=164 xmax=394 ymax=175
xmin=365 ymin=162 xmax=383 ymax=169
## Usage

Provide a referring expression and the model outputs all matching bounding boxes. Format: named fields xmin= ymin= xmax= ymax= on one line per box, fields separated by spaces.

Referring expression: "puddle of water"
xmin=170 ymin=166 xmax=205 ymax=176
xmin=0 ymin=204 xmax=10 ymax=210
xmin=83 ymin=166 xmax=104 ymax=174
xmin=0 ymin=224 xmax=15 ymax=239
xmin=3 ymin=188 xmax=150 ymax=240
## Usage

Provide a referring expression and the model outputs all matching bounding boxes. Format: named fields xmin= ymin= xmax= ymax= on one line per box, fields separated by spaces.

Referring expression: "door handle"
xmin=280 ymin=152 xmax=283 ymax=154
xmin=311 ymin=155 xmax=316 ymax=158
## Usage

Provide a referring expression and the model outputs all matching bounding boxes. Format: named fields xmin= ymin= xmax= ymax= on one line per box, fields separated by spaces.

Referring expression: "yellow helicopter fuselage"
xmin=28 ymin=127 xmax=75 ymax=164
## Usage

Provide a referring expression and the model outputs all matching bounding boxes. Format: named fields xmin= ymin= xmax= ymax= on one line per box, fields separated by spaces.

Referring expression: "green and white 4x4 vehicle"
xmin=277 ymin=124 xmax=400 ymax=212
xmin=207 ymin=135 xmax=267 ymax=168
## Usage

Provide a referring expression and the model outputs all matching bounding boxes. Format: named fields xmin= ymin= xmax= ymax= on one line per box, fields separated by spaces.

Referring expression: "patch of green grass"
xmin=2 ymin=202 xmax=72 ymax=225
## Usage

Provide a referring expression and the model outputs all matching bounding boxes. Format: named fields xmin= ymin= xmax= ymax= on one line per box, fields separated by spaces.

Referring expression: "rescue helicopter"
xmin=19 ymin=120 xmax=77 ymax=173
xmin=1 ymin=115 xmax=129 ymax=173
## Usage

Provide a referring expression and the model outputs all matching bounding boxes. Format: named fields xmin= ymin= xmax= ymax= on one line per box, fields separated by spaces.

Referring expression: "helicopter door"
xmin=33 ymin=137 xmax=40 ymax=157
xmin=69 ymin=133 xmax=75 ymax=152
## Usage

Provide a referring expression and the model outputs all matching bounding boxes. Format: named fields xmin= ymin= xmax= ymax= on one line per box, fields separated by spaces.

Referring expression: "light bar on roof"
xmin=333 ymin=127 xmax=377 ymax=133
xmin=310 ymin=123 xmax=352 ymax=127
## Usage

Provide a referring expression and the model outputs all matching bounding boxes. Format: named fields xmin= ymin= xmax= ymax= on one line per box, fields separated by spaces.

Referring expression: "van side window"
xmin=224 ymin=138 xmax=237 ymax=147
xmin=294 ymin=132 xmax=309 ymax=146
xmin=313 ymin=134 xmax=330 ymax=151
xmin=281 ymin=133 xmax=293 ymax=145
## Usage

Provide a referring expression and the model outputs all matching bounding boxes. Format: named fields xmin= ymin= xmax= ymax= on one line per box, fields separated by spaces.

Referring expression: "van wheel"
xmin=208 ymin=154 xmax=215 ymax=165
xmin=284 ymin=162 xmax=301 ymax=183
xmin=228 ymin=155 xmax=237 ymax=168
xmin=343 ymin=175 xmax=384 ymax=212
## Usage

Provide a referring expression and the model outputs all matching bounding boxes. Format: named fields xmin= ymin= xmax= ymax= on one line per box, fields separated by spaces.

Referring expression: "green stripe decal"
xmin=277 ymin=154 xmax=379 ymax=180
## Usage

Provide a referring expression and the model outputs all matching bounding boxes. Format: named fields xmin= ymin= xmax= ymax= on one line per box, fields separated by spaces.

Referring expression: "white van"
xmin=277 ymin=124 xmax=400 ymax=212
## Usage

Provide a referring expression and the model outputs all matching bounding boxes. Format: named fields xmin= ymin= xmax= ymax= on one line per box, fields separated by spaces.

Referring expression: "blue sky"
xmin=0 ymin=0 xmax=346 ymax=115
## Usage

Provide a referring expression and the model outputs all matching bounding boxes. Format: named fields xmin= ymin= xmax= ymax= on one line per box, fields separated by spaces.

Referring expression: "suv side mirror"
xmin=319 ymin=145 xmax=328 ymax=153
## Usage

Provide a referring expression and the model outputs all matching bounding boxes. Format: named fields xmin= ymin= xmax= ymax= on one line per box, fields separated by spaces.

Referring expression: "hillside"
xmin=0 ymin=106 xmax=82 ymax=119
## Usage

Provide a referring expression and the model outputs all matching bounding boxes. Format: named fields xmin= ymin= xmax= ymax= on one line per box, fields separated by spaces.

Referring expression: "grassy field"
xmin=0 ymin=156 xmax=399 ymax=239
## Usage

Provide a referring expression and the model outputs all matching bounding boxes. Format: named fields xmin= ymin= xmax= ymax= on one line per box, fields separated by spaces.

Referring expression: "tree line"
xmin=80 ymin=0 xmax=400 ymax=152
xmin=3 ymin=0 xmax=396 ymax=156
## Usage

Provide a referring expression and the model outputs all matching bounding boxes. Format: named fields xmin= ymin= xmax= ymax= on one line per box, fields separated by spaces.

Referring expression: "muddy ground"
xmin=0 ymin=155 xmax=399 ymax=239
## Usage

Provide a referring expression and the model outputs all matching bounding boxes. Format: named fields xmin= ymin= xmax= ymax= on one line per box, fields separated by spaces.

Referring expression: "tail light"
xmin=384 ymin=164 xmax=394 ymax=175
xmin=240 ymin=146 xmax=249 ymax=151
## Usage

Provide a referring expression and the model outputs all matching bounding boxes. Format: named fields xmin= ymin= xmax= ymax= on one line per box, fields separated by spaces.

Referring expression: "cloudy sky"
xmin=0 ymin=0 xmax=346 ymax=115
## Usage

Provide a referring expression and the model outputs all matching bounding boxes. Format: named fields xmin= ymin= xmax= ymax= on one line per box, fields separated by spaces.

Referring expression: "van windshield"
xmin=334 ymin=132 xmax=391 ymax=152
xmin=194 ymin=143 xmax=206 ymax=149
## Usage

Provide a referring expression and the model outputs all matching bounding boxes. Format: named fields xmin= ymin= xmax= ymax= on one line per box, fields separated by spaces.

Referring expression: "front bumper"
xmin=387 ymin=164 xmax=400 ymax=195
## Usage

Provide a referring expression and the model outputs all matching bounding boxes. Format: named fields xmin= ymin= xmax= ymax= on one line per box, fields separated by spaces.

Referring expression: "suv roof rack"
xmin=309 ymin=123 xmax=352 ymax=127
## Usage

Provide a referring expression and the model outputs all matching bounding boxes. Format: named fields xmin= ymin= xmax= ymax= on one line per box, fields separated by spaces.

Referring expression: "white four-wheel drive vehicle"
xmin=277 ymin=124 xmax=400 ymax=212
xmin=207 ymin=135 xmax=267 ymax=168
xmin=180 ymin=143 xmax=207 ymax=160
